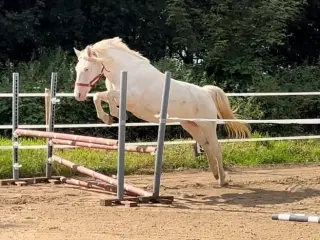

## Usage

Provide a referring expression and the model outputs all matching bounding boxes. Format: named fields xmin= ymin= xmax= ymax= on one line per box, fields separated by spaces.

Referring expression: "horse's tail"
xmin=202 ymin=85 xmax=251 ymax=139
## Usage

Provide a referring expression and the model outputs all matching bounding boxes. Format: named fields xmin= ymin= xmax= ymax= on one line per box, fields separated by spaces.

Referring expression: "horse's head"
xmin=73 ymin=46 xmax=105 ymax=101
xmin=73 ymin=37 xmax=150 ymax=101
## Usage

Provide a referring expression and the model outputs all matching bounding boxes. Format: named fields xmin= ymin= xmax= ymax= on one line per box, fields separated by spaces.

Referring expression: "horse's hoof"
xmin=107 ymin=118 xmax=113 ymax=125
xmin=101 ymin=115 xmax=113 ymax=125
xmin=218 ymin=181 xmax=229 ymax=188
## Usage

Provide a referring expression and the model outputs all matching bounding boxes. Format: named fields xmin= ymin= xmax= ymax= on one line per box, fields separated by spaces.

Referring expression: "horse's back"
xmin=125 ymin=63 xmax=217 ymax=119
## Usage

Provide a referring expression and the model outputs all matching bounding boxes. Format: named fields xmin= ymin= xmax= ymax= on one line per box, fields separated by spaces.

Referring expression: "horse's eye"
xmin=84 ymin=68 xmax=89 ymax=72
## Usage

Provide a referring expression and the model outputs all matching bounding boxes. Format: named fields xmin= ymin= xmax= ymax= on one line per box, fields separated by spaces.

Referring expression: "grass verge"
xmin=0 ymin=134 xmax=320 ymax=179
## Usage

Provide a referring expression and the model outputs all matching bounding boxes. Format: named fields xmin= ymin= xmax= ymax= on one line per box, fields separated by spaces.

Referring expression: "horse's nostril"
xmin=78 ymin=93 xmax=81 ymax=99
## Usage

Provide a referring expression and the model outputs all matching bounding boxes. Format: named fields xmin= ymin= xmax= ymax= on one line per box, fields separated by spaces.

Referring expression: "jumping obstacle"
xmin=1 ymin=70 xmax=174 ymax=207
xmin=52 ymin=155 xmax=172 ymax=206
xmin=272 ymin=213 xmax=320 ymax=223
xmin=52 ymin=155 xmax=152 ymax=197
xmin=14 ymin=129 xmax=157 ymax=153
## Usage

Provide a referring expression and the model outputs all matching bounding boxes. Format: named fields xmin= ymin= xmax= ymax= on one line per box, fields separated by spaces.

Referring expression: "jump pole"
xmin=49 ymin=139 xmax=156 ymax=153
xmin=117 ymin=71 xmax=128 ymax=200
xmin=12 ymin=72 xmax=21 ymax=179
xmin=272 ymin=213 xmax=320 ymax=223
xmin=59 ymin=176 xmax=116 ymax=192
xmin=46 ymin=72 xmax=58 ymax=178
xmin=45 ymin=88 xmax=50 ymax=127
xmin=14 ymin=129 xmax=156 ymax=153
xmin=15 ymin=129 xmax=118 ymax=146
xmin=153 ymin=71 xmax=171 ymax=197
xmin=51 ymin=155 xmax=152 ymax=197
xmin=58 ymin=176 xmax=136 ymax=196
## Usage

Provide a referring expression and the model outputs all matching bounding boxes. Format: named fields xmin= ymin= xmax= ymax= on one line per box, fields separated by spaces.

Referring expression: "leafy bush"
xmin=1 ymin=48 xmax=320 ymax=142
xmin=252 ymin=62 xmax=320 ymax=136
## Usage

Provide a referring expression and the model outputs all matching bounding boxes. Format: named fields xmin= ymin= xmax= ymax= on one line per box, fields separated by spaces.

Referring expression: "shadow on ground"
xmin=149 ymin=183 xmax=320 ymax=212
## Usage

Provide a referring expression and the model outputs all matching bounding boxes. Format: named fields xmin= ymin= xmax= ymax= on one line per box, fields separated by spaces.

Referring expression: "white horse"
xmin=72 ymin=37 xmax=251 ymax=187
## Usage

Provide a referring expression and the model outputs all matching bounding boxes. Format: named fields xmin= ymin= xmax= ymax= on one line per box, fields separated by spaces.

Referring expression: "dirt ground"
xmin=0 ymin=164 xmax=319 ymax=240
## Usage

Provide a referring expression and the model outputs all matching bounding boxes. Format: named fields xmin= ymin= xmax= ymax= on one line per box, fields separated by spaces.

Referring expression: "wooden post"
xmin=45 ymin=88 xmax=51 ymax=131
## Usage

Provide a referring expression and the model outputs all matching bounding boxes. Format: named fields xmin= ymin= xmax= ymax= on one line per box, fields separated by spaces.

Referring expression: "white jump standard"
xmin=0 ymin=70 xmax=174 ymax=207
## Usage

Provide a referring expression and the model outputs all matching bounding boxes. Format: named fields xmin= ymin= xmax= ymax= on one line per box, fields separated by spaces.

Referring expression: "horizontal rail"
xmin=0 ymin=145 xmax=76 ymax=150
xmin=0 ymin=122 xmax=180 ymax=130
xmin=2 ymin=91 xmax=320 ymax=98
xmin=50 ymin=139 xmax=157 ymax=153
xmin=227 ymin=92 xmax=320 ymax=97
xmin=1 ymin=134 xmax=320 ymax=150
xmin=166 ymin=118 xmax=320 ymax=124
xmin=1 ymin=118 xmax=320 ymax=130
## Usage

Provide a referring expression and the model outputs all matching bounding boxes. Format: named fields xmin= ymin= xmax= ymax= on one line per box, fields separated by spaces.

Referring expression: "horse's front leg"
xmin=105 ymin=90 xmax=129 ymax=120
xmin=93 ymin=91 xmax=113 ymax=125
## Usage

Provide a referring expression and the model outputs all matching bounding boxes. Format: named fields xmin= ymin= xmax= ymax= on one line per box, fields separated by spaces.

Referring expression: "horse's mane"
xmin=80 ymin=37 xmax=150 ymax=63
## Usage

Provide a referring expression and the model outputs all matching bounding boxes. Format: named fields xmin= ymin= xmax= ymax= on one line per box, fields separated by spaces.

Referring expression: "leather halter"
xmin=75 ymin=64 xmax=108 ymax=88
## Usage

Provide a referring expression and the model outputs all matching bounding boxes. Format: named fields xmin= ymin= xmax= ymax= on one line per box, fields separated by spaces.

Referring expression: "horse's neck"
xmin=104 ymin=77 xmax=115 ymax=91
xmin=109 ymin=48 xmax=148 ymax=69
xmin=103 ymin=69 xmax=120 ymax=87
xmin=106 ymin=56 xmax=145 ymax=83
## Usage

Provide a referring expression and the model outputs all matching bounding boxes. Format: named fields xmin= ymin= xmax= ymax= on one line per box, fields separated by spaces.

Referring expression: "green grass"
xmin=1 ymin=135 xmax=320 ymax=179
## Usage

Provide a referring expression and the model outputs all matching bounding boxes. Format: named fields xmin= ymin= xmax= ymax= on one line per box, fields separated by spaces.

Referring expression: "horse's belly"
xmin=167 ymin=101 xmax=199 ymax=118
xmin=143 ymin=98 xmax=197 ymax=119
xmin=124 ymin=77 xmax=211 ymax=120
xmin=127 ymin=104 xmax=159 ymax=123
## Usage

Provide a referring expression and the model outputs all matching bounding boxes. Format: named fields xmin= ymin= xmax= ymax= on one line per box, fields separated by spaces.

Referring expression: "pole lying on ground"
xmin=12 ymin=73 xmax=20 ymax=179
xmin=153 ymin=71 xmax=171 ymax=197
xmin=59 ymin=176 xmax=113 ymax=191
xmin=52 ymin=155 xmax=152 ymax=197
xmin=59 ymin=176 xmax=137 ymax=196
xmin=272 ymin=213 xmax=320 ymax=223
xmin=117 ymin=71 xmax=128 ymax=200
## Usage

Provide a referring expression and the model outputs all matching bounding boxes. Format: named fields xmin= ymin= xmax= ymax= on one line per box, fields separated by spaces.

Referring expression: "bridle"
xmin=75 ymin=63 xmax=109 ymax=88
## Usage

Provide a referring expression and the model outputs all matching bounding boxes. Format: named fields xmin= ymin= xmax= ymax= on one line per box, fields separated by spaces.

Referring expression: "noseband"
xmin=75 ymin=64 xmax=109 ymax=88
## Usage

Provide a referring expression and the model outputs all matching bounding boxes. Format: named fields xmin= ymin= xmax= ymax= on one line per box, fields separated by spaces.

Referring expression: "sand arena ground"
xmin=0 ymin=164 xmax=319 ymax=240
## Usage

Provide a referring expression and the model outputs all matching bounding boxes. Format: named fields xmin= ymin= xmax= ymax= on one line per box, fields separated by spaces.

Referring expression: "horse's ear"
xmin=73 ymin=47 xmax=81 ymax=57
xmin=87 ymin=46 xmax=97 ymax=58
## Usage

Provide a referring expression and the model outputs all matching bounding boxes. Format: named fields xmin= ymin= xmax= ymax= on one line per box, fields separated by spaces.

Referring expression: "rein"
xmin=75 ymin=64 xmax=109 ymax=88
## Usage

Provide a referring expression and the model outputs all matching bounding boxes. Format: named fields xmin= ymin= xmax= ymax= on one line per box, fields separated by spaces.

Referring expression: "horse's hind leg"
xmin=198 ymin=122 xmax=227 ymax=186
xmin=180 ymin=121 xmax=219 ymax=180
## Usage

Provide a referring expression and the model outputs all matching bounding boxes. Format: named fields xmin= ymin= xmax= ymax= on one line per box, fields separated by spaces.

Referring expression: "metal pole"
xmin=117 ymin=71 xmax=128 ymax=200
xmin=46 ymin=72 xmax=58 ymax=178
xmin=12 ymin=73 xmax=20 ymax=179
xmin=153 ymin=71 xmax=171 ymax=197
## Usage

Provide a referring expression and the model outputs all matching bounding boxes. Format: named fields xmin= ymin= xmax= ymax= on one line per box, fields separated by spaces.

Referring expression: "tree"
xmin=0 ymin=0 xmax=43 ymax=63
xmin=276 ymin=0 xmax=320 ymax=65
xmin=166 ymin=0 xmax=303 ymax=91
